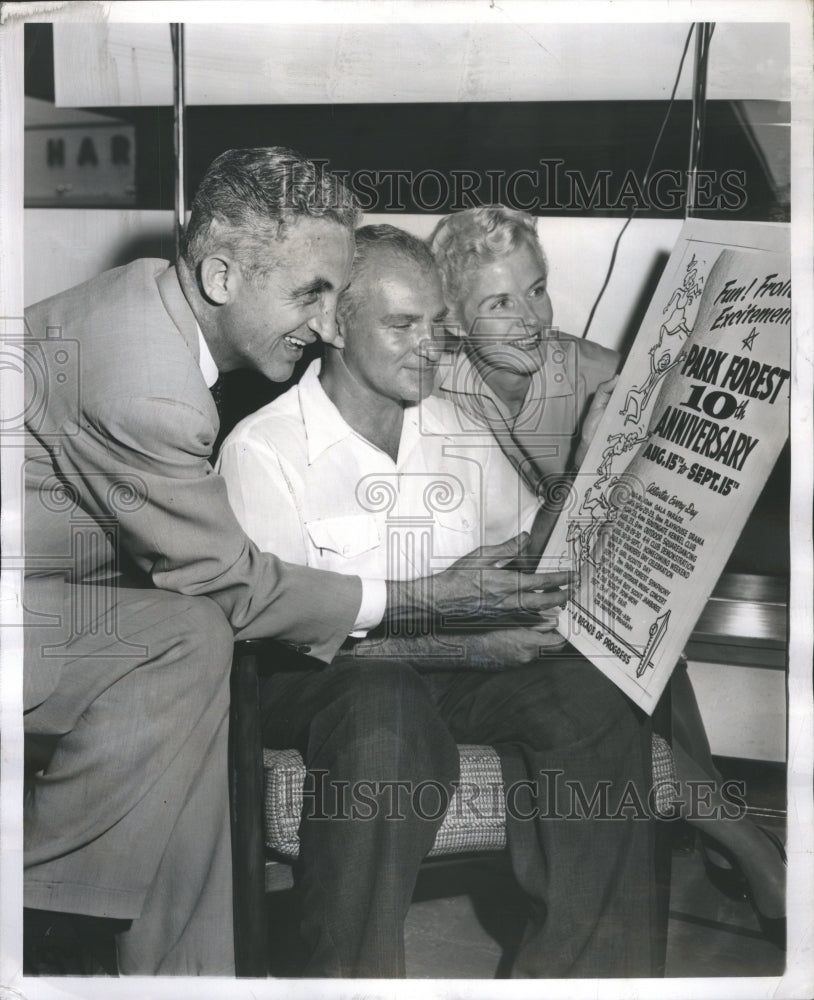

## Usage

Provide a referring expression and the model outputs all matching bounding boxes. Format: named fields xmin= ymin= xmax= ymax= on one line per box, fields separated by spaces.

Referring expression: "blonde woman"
xmin=429 ymin=206 xmax=786 ymax=938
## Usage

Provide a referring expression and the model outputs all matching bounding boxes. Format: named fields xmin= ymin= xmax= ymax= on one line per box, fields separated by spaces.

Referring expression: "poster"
xmin=542 ymin=223 xmax=791 ymax=712
xmin=0 ymin=5 xmax=812 ymax=1000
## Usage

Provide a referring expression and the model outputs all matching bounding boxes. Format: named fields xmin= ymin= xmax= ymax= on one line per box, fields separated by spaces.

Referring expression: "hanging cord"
xmin=170 ymin=23 xmax=186 ymax=259
xmin=686 ymin=23 xmax=716 ymax=216
xmin=581 ymin=23 xmax=699 ymax=340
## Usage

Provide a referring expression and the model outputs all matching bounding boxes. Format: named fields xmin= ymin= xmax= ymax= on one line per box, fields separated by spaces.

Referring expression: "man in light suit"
xmin=23 ymin=148 xmax=556 ymax=975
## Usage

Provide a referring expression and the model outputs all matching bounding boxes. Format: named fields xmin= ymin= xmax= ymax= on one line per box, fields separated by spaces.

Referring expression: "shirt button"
xmin=554 ymin=373 xmax=564 ymax=383
xmin=462 ymin=518 xmax=470 ymax=528
xmin=552 ymin=350 xmax=566 ymax=364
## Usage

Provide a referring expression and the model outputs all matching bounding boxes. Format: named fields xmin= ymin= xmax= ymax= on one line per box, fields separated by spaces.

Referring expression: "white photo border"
xmin=1 ymin=2 xmax=811 ymax=999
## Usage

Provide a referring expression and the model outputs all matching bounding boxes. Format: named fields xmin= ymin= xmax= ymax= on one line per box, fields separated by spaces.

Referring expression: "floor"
xmin=400 ymin=759 xmax=787 ymax=979
xmin=264 ymin=825 xmax=785 ymax=980
xmin=402 ymin=834 xmax=785 ymax=979
xmin=266 ymin=757 xmax=787 ymax=980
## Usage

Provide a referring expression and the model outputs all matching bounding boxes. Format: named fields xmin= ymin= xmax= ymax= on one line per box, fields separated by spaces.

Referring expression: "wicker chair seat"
xmin=262 ymin=735 xmax=676 ymax=860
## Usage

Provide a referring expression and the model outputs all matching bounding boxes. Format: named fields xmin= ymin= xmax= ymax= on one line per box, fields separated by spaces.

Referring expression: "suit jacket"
xmin=24 ymin=259 xmax=361 ymax=707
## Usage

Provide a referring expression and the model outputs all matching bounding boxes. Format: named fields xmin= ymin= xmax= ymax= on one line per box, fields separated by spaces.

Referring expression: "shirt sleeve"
xmin=50 ymin=395 xmax=361 ymax=660
xmin=577 ymin=340 xmax=622 ymax=404
xmin=353 ymin=578 xmax=387 ymax=632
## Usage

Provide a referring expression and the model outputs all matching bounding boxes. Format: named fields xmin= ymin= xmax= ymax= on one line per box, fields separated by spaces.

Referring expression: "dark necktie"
xmin=210 ymin=377 xmax=224 ymax=416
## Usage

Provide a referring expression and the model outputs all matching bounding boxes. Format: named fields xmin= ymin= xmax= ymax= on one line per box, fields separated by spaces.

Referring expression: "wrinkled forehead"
xmin=354 ymin=244 xmax=438 ymax=283
xmin=262 ymin=216 xmax=355 ymax=288
xmin=341 ymin=252 xmax=445 ymax=332
xmin=279 ymin=213 xmax=355 ymax=256
xmin=350 ymin=249 xmax=440 ymax=305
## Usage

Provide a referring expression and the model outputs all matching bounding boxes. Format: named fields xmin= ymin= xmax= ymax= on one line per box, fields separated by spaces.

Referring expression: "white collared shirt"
xmin=216 ymin=360 xmax=537 ymax=593
xmin=197 ymin=325 xmax=220 ymax=388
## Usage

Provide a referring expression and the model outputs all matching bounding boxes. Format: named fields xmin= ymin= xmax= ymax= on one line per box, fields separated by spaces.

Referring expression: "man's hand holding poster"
xmin=541 ymin=220 xmax=790 ymax=713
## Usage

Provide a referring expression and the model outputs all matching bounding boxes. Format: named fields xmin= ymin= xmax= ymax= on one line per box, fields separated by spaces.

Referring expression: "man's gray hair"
xmin=181 ymin=147 xmax=360 ymax=280
xmin=428 ymin=206 xmax=547 ymax=312
xmin=337 ymin=224 xmax=438 ymax=326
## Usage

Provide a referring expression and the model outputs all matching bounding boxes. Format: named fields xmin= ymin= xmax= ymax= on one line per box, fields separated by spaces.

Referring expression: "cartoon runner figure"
xmin=568 ymin=482 xmax=619 ymax=568
xmin=595 ymin=430 xmax=649 ymax=487
xmin=621 ymin=255 xmax=704 ymax=425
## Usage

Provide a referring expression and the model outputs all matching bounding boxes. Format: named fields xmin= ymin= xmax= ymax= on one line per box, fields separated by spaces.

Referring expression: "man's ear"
xmin=199 ymin=255 xmax=240 ymax=306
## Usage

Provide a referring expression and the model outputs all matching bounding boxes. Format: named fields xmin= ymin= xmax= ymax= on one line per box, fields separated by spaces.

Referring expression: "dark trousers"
xmin=260 ymin=650 xmax=656 ymax=978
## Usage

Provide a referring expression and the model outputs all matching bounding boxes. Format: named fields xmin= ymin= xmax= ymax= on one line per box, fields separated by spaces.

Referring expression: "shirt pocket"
xmin=433 ymin=495 xmax=480 ymax=535
xmin=305 ymin=514 xmax=381 ymax=559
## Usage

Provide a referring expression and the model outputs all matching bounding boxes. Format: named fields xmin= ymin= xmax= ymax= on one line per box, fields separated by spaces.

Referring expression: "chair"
xmin=229 ymin=637 xmax=676 ymax=978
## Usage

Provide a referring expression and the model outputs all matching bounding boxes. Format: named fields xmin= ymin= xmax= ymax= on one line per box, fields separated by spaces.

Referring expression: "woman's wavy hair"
xmin=181 ymin=147 xmax=360 ymax=281
xmin=428 ymin=206 xmax=547 ymax=326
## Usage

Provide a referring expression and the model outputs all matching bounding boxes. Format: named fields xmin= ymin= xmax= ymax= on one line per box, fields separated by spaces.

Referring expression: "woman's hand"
xmin=574 ymin=374 xmax=618 ymax=467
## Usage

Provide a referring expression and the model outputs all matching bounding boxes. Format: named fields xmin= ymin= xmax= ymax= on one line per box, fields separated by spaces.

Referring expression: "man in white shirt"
xmin=218 ymin=225 xmax=657 ymax=979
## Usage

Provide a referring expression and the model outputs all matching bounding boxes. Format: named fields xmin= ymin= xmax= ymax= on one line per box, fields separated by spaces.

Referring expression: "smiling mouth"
xmin=508 ymin=331 xmax=541 ymax=350
xmin=283 ymin=334 xmax=312 ymax=350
